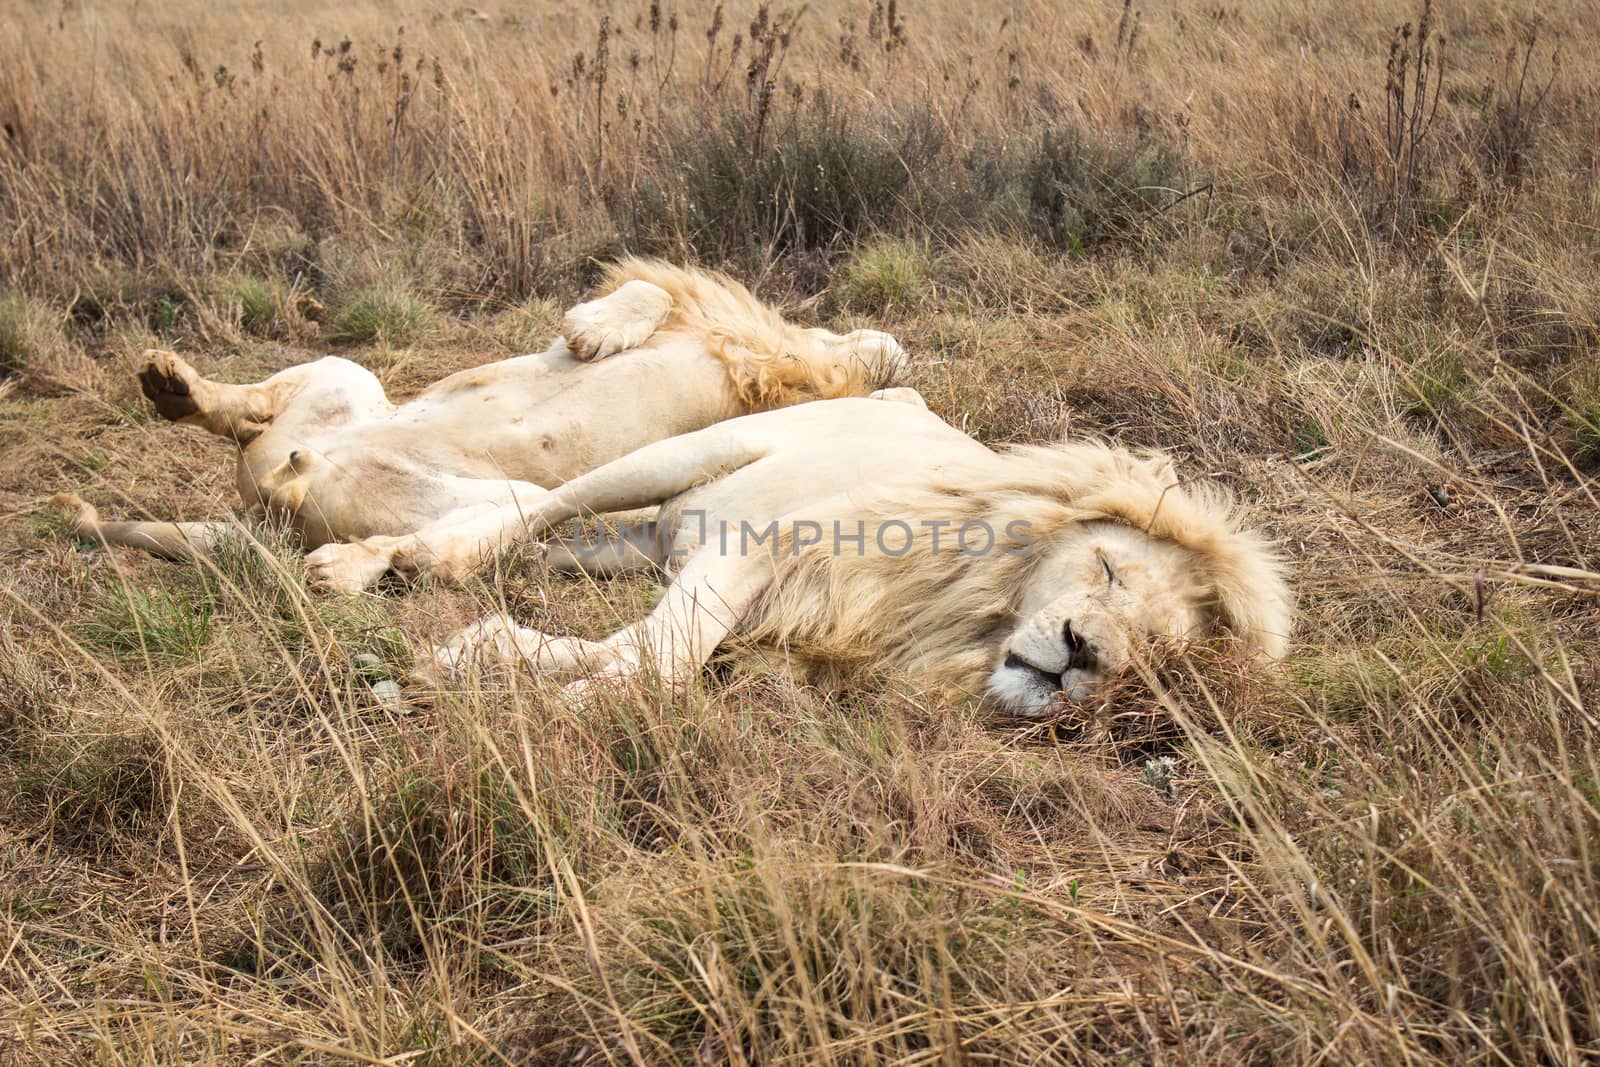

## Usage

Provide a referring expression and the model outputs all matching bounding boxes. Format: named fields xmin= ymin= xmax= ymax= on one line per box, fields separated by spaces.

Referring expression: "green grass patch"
xmin=840 ymin=237 xmax=934 ymax=312
xmin=328 ymin=281 xmax=440 ymax=346
xmin=77 ymin=578 xmax=214 ymax=664
xmin=225 ymin=274 xmax=279 ymax=336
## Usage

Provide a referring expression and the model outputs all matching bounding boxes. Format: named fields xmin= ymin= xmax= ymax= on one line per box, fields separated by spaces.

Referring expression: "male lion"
xmin=310 ymin=393 xmax=1294 ymax=714
xmin=54 ymin=260 xmax=906 ymax=562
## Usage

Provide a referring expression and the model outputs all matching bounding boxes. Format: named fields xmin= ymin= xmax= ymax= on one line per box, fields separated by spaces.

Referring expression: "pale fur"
xmin=595 ymin=258 xmax=884 ymax=407
xmin=58 ymin=260 xmax=906 ymax=565
xmin=405 ymin=396 xmax=1294 ymax=707
xmin=739 ymin=442 xmax=1295 ymax=696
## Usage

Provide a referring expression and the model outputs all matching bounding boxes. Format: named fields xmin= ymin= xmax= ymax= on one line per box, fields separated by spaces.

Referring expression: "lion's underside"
xmin=60 ymin=261 xmax=906 ymax=559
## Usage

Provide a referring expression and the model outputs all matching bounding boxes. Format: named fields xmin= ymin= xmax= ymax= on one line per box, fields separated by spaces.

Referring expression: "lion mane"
xmin=594 ymin=258 xmax=880 ymax=408
xmin=739 ymin=441 xmax=1295 ymax=694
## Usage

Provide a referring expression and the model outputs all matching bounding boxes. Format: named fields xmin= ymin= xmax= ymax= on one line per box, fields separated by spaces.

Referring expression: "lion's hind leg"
xmin=140 ymin=351 xmax=387 ymax=445
xmin=562 ymin=280 xmax=673 ymax=361
xmin=139 ymin=349 xmax=295 ymax=444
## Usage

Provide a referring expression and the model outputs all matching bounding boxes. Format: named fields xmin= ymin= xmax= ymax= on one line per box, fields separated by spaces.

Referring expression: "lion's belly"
xmin=235 ymin=340 xmax=744 ymax=544
xmin=370 ymin=343 xmax=740 ymax=485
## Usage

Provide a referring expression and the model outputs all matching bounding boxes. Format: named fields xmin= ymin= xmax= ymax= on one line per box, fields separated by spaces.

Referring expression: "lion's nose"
xmin=1062 ymin=621 xmax=1097 ymax=672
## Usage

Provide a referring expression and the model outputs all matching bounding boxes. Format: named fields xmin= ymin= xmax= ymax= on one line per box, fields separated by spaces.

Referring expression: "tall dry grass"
xmin=1 ymin=0 xmax=1598 ymax=1063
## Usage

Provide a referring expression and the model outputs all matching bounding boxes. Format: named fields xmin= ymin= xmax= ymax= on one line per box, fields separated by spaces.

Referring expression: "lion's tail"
xmin=50 ymin=492 xmax=230 ymax=561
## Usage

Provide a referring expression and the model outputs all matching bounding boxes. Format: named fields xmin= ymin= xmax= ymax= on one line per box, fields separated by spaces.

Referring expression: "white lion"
xmin=312 ymin=393 xmax=1295 ymax=714
xmin=54 ymin=259 xmax=906 ymax=562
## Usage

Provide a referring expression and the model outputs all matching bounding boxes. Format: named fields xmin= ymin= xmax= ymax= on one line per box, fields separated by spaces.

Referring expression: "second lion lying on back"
xmin=57 ymin=259 xmax=907 ymax=564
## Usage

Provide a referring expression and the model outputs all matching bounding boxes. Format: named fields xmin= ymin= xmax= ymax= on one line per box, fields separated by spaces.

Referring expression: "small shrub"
xmin=975 ymin=123 xmax=1191 ymax=254
xmin=328 ymin=280 xmax=440 ymax=346
xmin=636 ymin=101 xmax=948 ymax=262
xmin=1473 ymin=27 xmax=1560 ymax=190
xmin=226 ymin=274 xmax=279 ymax=336
xmin=0 ymin=292 xmax=65 ymax=377
xmin=840 ymin=238 xmax=934 ymax=312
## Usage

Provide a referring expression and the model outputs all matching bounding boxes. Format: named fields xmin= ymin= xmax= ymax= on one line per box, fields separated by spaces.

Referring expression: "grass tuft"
xmin=608 ymin=861 xmax=1062 ymax=1058
xmin=327 ymin=280 xmax=440 ymax=346
xmin=1557 ymin=362 xmax=1600 ymax=465
xmin=225 ymin=274 xmax=280 ymax=336
xmin=0 ymin=293 xmax=43 ymax=376
xmin=0 ymin=292 xmax=68 ymax=382
xmin=15 ymin=715 xmax=170 ymax=843
xmin=840 ymin=237 xmax=935 ymax=312
xmin=76 ymin=577 xmax=214 ymax=665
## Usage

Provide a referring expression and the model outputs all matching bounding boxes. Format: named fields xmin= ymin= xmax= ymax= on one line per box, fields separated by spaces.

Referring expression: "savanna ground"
xmin=1 ymin=0 xmax=1597 ymax=1062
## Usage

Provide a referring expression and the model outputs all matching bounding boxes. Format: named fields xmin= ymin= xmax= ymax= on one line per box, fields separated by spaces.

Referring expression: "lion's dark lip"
xmin=1003 ymin=651 xmax=1060 ymax=687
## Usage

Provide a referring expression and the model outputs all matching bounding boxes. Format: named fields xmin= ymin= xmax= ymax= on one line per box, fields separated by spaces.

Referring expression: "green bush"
xmin=975 ymin=124 xmax=1191 ymax=254
xmin=328 ymin=280 xmax=439 ymax=346
xmin=632 ymin=104 xmax=1193 ymax=267
xmin=841 ymin=237 xmax=935 ymax=312
xmin=634 ymin=101 xmax=948 ymax=260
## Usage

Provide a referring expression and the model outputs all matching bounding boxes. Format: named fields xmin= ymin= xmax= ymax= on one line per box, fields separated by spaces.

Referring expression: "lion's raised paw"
xmin=138 ymin=350 xmax=205 ymax=423
xmin=562 ymin=280 xmax=672 ymax=361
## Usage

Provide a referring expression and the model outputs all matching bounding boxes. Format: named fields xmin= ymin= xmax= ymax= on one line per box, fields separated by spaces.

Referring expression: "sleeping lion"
xmin=54 ymin=259 xmax=906 ymax=562
xmin=309 ymin=392 xmax=1295 ymax=715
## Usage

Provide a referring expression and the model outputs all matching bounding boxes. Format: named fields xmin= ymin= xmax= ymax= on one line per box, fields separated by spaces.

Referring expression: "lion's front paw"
xmin=138 ymin=350 xmax=206 ymax=423
xmin=305 ymin=539 xmax=397 ymax=594
xmin=560 ymin=659 xmax=643 ymax=703
xmin=562 ymin=319 xmax=629 ymax=362
xmin=559 ymin=672 xmax=619 ymax=705
xmin=421 ymin=632 xmax=472 ymax=682
xmin=425 ymin=614 xmax=529 ymax=679
xmin=562 ymin=281 xmax=672 ymax=361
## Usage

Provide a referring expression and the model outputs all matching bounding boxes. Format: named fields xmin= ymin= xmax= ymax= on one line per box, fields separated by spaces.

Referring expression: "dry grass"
xmin=2 ymin=0 xmax=1598 ymax=1063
